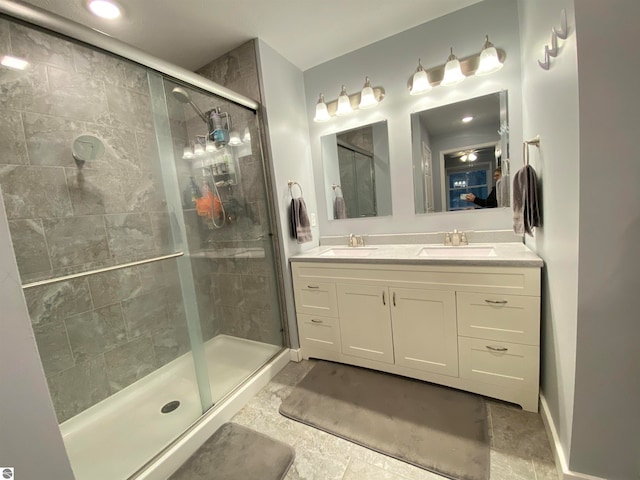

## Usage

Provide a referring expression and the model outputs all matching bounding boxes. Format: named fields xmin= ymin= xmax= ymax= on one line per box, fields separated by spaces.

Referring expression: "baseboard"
xmin=289 ymin=348 xmax=302 ymax=362
xmin=539 ymin=395 xmax=609 ymax=480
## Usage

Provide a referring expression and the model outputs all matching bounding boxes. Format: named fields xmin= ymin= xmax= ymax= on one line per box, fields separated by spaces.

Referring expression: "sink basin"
xmin=320 ymin=247 xmax=378 ymax=257
xmin=417 ymin=245 xmax=497 ymax=257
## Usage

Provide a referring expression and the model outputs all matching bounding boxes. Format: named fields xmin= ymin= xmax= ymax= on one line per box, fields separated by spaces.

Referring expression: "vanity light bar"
xmin=313 ymin=77 xmax=386 ymax=122
xmin=407 ymin=37 xmax=506 ymax=94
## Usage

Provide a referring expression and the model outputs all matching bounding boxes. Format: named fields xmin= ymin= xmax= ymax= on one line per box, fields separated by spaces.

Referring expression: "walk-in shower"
xmin=0 ymin=7 xmax=287 ymax=480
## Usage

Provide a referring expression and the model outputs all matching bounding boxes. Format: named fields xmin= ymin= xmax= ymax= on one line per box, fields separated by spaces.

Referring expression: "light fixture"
xmin=460 ymin=151 xmax=478 ymax=162
xmin=312 ymin=80 xmax=385 ymax=122
xmin=358 ymin=77 xmax=378 ymax=109
xmin=87 ymin=0 xmax=121 ymax=19
xmin=441 ymin=47 xmax=465 ymax=86
xmin=193 ymin=143 xmax=205 ymax=157
xmin=314 ymin=94 xmax=330 ymax=123
xmin=242 ymin=127 xmax=251 ymax=143
xmin=406 ymin=37 xmax=505 ymax=94
xmin=409 ymin=59 xmax=432 ymax=95
xmin=0 ymin=55 xmax=29 ymax=70
xmin=228 ymin=130 xmax=242 ymax=146
xmin=182 ymin=146 xmax=194 ymax=160
xmin=335 ymin=85 xmax=353 ymax=116
xmin=205 ymin=138 xmax=216 ymax=152
xmin=476 ymin=35 xmax=503 ymax=76
xmin=462 ymin=116 xmax=474 ymax=123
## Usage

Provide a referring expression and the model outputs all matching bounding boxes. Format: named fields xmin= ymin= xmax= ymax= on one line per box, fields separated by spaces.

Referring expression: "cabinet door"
xmin=337 ymin=284 xmax=394 ymax=364
xmin=391 ymin=288 xmax=458 ymax=377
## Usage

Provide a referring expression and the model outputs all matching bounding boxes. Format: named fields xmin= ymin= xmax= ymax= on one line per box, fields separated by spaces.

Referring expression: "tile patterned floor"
xmin=231 ymin=360 xmax=559 ymax=480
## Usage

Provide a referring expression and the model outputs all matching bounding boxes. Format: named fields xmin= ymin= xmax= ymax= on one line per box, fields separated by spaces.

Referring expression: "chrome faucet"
xmin=347 ymin=233 xmax=365 ymax=247
xmin=445 ymin=229 xmax=468 ymax=246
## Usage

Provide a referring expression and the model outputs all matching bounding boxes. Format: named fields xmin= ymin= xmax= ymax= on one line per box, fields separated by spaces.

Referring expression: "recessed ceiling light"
xmin=462 ymin=116 xmax=473 ymax=123
xmin=87 ymin=0 xmax=122 ymax=19
xmin=1 ymin=55 xmax=29 ymax=70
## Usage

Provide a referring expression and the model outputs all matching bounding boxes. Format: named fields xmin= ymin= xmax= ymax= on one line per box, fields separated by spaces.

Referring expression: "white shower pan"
xmin=60 ymin=335 xmax=284 ymax=480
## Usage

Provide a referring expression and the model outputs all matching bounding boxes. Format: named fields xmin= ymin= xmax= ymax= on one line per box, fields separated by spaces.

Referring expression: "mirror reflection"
xmin=322 ymin=120 xmax=392 ymax=220
xmin=411 ymin=91 xmax=509 ymax=213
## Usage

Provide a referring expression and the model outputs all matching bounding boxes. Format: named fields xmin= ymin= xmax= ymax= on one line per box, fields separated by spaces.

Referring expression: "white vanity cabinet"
xmin=291 ymin=260 xmax=542 ymax=412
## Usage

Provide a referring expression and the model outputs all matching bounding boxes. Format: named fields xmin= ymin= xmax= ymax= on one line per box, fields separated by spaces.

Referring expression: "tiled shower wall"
xmin=0 ymin=19 xmax=190 ymax=422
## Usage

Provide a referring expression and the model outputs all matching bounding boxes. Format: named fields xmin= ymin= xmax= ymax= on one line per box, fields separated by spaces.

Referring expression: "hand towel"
xmin=333 ymin=196 xmax=347 ymax=219
xmin=496 ymin=174 xmax=510 ymax=208
xmin=512 ymin=165 xmax=541 ymax=236
xmin=290 ymin=197 xmax=312 ymax=243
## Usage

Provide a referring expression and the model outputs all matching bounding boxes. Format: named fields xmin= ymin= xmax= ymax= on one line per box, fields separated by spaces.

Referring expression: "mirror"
xmin=322 ymin=120 xmax=392 ymax=220
xmin=72 ymin=134 xmax=105 ymax=168
xmin=411 ymin=91 xmax=509 ymax=214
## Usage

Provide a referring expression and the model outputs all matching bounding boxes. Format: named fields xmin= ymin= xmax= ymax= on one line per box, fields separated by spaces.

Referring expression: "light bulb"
xmin=193 ymin=143 xmax=205 ymax=156
xmin=313 ymin=93 xmax=330 ymax=122
xmin=461 ymin=154 xmax=468 ymax=162
xmin=468 ymin=152 xmax=477 ymax=161
xmin=441 ymin=48 xmax=465 ymax=86
xmin=410 ymin=59 xmax=432 ymax=95
xmin=476 ymin=35 xmax=503 ymax=76
xmin=359 ymin=77 xmax=378 ymax=109
xmin=228 ymin=130 xmax=242 ymax=146
xmin=87 ymin=0 xmax=121 ymax=19
xmin=336 ymin=85 xmax=353 ymax=116
xmin=182 ymin=147 xmax=194 ymax=160
xmin=205 ymin=138 xmax=216 ymax=152
xmin=462 ymin=116 xmax=473 ymax=123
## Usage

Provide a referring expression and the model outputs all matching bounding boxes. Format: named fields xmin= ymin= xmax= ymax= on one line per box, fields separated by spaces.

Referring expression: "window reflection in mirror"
xmin=411 ymin=91 xmax=509 ymax=214
xmin=322 ymin=121 xmax=392 ymax=220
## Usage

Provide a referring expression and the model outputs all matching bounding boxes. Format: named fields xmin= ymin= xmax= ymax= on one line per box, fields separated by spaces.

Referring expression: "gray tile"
xmin=152 ymin=324 xmax=191 ymax=367
xmin=24 ymin=278 xmax=93 ymax=325
xmin=284 ymin=447 xmax=349 ymax=480
xmin=72 ymin=43 xmax=129 ymax=87
xmin=7 ymin=219 xmax=52 ymax=276
xmin=65 ymin=304 xmax=127 ymax=362
xmin=490 ymin=450 xmax=536 ymax=480
xmin=241 ymin=274 xmax=271 ymax=308
xmin=24 ymin=66 xmax=109 ymax=123
xmin=490 ymin=404 xmax=555 ymax=462
xmin=0 ymin=165 xmax=72 ymax=219
xmin=32 ymin=321 xmax=74 ymax=376
xmin=0 ymin=109 xmax=28 ymax=165
xmin=104 ymin=83 xmax=153 ymax=132
xmin=533 ymin=458 xmax=559 ymax=480
xmin=87 ymin=267 xmax=143 ymax=307
xmin=123 ymin=64 xmax=149 ymax=93
xmin=44 ymin=216 xmax=110 ymax=268
xmin=150 ymin=212 xmax=174 ymax=253
xmin=47 ymin=355 xmax=110 ymax=423
xmin=23 ymin=112 xmax=86 ymax=167
xmin=134 ymin=130 xmax=161 ymax=172
xmin=104 ymin=213 xmax=155 ymax=258
xmin=104 ymin=335 xmax=156 ymax=392
xmin=211 ymin=273 xmax=243 ymax=307
xmin=9 ymin=22 xmax=75 ymax=71
xmin=0 ymin=19 xmax=9 ymax=53
xmin=122 ymin=289 xmax=169 ymax=339
xmin=0 ymin=63 xmax=49 ymax=112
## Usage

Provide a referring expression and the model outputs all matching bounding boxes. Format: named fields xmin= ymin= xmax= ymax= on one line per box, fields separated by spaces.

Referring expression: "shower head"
xmin=171 ymin=87 xmax=208 ymax=124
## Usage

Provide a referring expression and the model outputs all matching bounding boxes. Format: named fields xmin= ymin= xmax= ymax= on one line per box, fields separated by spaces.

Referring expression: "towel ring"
xmin=288 ymin=180 xmax=303 ymax=198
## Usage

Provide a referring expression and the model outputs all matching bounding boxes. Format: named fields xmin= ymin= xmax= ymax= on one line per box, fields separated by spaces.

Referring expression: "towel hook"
xmin=332 ymin=184 xmax=343 ymax=196
xmin=288 ymin=180 xmax=304 ymax=198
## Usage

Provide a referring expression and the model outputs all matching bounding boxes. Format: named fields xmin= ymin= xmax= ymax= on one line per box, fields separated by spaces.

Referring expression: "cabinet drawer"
xmin=457 ymin=292 xmax=540 ymax=345
xmin=458 ymin=336 xmax=539 ymax=389
xmin=294 ymin=281 xmax=338 ymax=318
xmin=297 ymin=313 xmax=341 ymax=352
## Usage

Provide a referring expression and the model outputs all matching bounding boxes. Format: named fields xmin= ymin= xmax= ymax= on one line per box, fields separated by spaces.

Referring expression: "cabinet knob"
xmin=486 ymin=345 xmax=509 ymax=352
xmin=485 ymin=299 xmax=508 ymax=305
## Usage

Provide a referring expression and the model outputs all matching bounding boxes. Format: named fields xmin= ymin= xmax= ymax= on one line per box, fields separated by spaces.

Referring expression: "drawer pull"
xmin=393 ymin=291 xmax=396 ymax=306
xmin=485 ymin=299 xmax=508 ymax=305
xmin=307 ymin=285 xmax=320 ymax=289
xmin=382 ymin=291 xmax=386 ymax=305
xmin=486 ymin=345 xmax=509 ymax=352
xmin=310 ymin=319 xmax=323 ymax=324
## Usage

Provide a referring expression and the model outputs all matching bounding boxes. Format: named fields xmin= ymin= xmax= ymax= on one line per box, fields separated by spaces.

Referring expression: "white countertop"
xmin=290 ymin=242 xmax=543 ymax=268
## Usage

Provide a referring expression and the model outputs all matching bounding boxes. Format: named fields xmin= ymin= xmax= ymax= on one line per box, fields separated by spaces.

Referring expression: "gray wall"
xmin=256 ymin=39 xmax=319 ymax=349
xmin=520 ymin=1 xmax=640 ymax=479
xmin=571 ymin=1 xmax=640 ymax=478
xmin=304 ymin=0 xmax=523 ymax=238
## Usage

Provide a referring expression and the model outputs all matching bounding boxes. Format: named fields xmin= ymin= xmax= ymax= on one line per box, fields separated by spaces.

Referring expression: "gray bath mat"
xmin=279 ymin=361 xmax=489 ymax=480
xmin=168 ymin=422 xmax=295 ymax=480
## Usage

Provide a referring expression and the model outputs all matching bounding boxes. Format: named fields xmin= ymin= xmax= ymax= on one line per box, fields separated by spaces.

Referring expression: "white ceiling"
xmin=19 ymin=0 xmax=482 ymax=71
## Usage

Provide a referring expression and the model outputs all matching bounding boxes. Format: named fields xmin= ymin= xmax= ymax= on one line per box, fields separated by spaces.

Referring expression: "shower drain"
xmin=161 ymin=400 xmax=180 ymax=414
